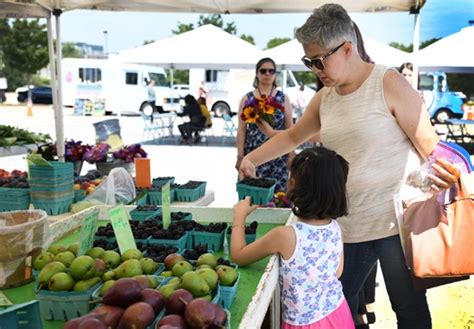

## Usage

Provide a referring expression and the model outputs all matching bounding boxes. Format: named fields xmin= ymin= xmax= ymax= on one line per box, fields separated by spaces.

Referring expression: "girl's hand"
xmin=235 ymin=158 xmax=242 ymax=171
xmin=429 ymin=157 xmax=461 ymax=191
xmin=233 ymin=196 xmax=259 ymax=222
xmin=256 ymin=119 xmax=275 ymax=137
xmin=239 ymin=157 xmax=256 ymax=180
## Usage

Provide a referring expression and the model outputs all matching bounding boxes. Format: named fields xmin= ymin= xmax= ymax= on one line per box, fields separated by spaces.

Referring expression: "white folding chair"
xmin=222 ymin=113 xmax=237 ymax=145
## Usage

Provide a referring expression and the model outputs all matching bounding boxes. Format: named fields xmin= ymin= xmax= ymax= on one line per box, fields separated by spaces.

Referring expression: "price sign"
xmin=109 ymin=205 xmax=137 ymax=254
xmin=162 ymin=182 xmax=171 ymax=229
xmin=78 ymin=208 xmax=99 ymax=256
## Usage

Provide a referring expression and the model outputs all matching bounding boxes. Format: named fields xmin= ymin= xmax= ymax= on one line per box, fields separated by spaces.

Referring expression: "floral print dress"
xmin=243 ymin=90 xmax=288 ymax=192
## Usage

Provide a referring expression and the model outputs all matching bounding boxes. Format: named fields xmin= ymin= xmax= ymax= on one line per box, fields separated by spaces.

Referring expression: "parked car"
xmin=17 ymin=86 xmax=53 ymax=104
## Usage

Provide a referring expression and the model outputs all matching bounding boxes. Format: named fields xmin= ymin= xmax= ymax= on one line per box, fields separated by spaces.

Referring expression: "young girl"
xmin=231 ymin=146 xmax=355 ymax=329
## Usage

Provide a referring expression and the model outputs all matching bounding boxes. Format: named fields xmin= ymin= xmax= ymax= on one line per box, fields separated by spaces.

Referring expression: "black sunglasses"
xmin=258 ymin=68 xmax=276 ymax=75
xmin=301 ymin=41 xmax=346 ymax=71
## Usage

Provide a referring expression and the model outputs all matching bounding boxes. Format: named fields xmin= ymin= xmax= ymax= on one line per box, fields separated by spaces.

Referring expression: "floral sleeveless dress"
xmin=243 ymin=90 xmax=288 ymax=192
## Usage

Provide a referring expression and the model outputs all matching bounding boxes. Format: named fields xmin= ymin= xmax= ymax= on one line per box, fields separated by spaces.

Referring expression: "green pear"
xmin=146 ymin=275 xmax=159 ymax=289
xmin=196 ymin=268 xmax=218 ymax=290
xmin=47 ymin=244 xmax=67 ymax=255
xmin=161 ymin=270 xmax=173 ymax=277
xmin=33 ymin=252 xmax=55 ymax=271
xmin=158 ymin=283 xmax=178 ymax=299
xmin=216 ymin=266 xmax=238 ymax=286
xmin=48 ymin=272 xmax=75 ymax=291
xmin=94 ymin=258 xmax=107 ymax=277
xmin=37 ymin=261 xmax=67 ymax=288
xmin=70 ymin=255 xmax=96 ymax=280
xmin=67 ymin=243 xmax=80 ymax=256
xmin=102 ymin=270 xmax=115 ymax=281
xmin=140 ymin=257 xmax=159 ymax=275
xmin=171 ymin=261 xmax=193 ymax=277
xmin=86 ymin=247 xmax=105 ymax=259
xmin=114 ymin=259 xmax=143 ymax=279
xmin=181 ymin=271 xmax=210 ymax=297
xmin=54 ymin=251 xmax=76 ymax=267
xmin=168 ymin=277 xmax=181 ymax=286
xmin=196 ymin=294 xmax=213 ymax=302
xmin=121 ymin=249 xmax=143 ymax=262
xmin=99 ymin=250 xmax=121 ymax=269
xmin=197 ymin=264 xmax=212 ymax=270
xmin=73 ymin=276 xmax=101 ymax=292
xmin=99 ymin=279 xmax=116 ymax=296
xmin=196 ymin=253 xmax=218 ymax=269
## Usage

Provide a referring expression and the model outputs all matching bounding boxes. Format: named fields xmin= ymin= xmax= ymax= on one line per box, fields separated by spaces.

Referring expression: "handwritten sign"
xmin=78 ymin=208 xmax=99 ymax=256
xmin=135 ymin=158 xmax=151 ymax=188
xmin=162 ymin=182 xmax=171 ymax=229
xmin=109 ymin=205 xmax=136 ymax=254
xmin=0 ymin=291 xmax=13 ymax=306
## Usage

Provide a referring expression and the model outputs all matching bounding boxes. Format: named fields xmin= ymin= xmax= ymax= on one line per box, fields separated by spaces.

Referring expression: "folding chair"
xmin=222 ymin=113 xmax=237 ymax=145
xmin=141 ymin=112 xmax=163 ymax=142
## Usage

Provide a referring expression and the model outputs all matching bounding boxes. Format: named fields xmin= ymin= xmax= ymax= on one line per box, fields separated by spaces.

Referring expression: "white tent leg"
xmin=54 ymin=9 xmax=65 ymax=160
xmin=282 ymin=68 xmax=287 ymax=92
xmin=170 ymin=65 xmax=174 ymax=110
xmin=412 ymin=11 xmax=421 ymax=90
xmin=47 ymin=16 xmax=59 ymax=154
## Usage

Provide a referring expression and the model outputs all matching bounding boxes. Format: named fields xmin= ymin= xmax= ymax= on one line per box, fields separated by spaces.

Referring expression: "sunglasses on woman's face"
xmin=301 ymin=41 xmax=346 ymax=71
xmin=258 ymin=68 xmax=276 ymax=75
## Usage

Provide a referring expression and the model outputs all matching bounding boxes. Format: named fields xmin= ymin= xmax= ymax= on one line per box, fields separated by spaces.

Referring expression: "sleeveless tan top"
xmin=319 ymin=64 xmax=422 ymax=243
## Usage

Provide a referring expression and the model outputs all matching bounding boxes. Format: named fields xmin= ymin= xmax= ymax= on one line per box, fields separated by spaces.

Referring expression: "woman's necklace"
xmin=257 ymin=85 xmax=274 ymax=98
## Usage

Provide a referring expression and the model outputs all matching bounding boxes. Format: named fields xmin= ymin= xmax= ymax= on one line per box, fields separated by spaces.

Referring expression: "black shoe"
xmin=367 ymin=312 xmax=376 ymax=324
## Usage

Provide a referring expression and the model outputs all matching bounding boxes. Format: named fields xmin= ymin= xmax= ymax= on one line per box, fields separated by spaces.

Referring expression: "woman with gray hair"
xmin=239 ymin=4 xmax=461 ymax=329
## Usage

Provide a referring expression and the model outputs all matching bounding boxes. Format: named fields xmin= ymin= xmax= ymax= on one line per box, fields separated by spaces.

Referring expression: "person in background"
xmin=235 ymin=57 xmax=294 ymax=192
xmin=232 ymin=146 xmax=355 ymax=329
xmin=238 ymin=4 xmax=461 ymax=328
xmin=398 ymin=62 xmax=414 ymax=82
xmin=198 ymin=80 xmax=208 ymax=101
xmin=198 ymin=96 xmax=213 ymax=129
xmin=177 ymin=94 xmax=206 ymax=145
xmin=147 ymin=79 xmax=157 ymax=119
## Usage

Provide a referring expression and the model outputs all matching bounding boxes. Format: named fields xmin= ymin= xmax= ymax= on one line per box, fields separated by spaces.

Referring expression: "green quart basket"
xmin=0 ymin=187 xmax=30 ymax=211
xmin=0 ymin=301 xmax=42 ymax=329
xmin=236 ymin=178 xmax=276 ymax=205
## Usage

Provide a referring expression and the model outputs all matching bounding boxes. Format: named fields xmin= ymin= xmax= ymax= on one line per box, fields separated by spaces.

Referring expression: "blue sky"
xmin=59 ymin=0 xmax=473 ymax=53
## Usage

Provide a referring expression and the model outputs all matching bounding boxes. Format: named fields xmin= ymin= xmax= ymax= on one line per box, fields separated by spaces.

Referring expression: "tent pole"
xmin=170 ymin=64 xmax=174 ymax=110
xmin=282 ymin=66 xmax=287 ymax=92
xmin=53 ymin=9 xmax=65 ymax=161
xmin=46 ymin=15 xmax=59 ymax=154
xmin=411 ymin=10 xmax=421 ymax=90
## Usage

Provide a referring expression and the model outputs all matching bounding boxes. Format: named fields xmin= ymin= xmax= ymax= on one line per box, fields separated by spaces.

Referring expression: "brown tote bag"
xmin=400 ymin=173 xmax=474 ymax=289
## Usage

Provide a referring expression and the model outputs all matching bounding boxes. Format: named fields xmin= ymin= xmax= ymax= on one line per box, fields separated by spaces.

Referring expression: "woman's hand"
xmin=235 ymin=157 xmax=242 ymax=171
xmin=233 ymin=196 xmax=259 ymax=224
xmin=238 ymin=157 xmax=256 ymax=180
xmin=256 ymin=119 xmax=275 ymax=137
xmin=429 ymin=157 xmax=461 ymax=191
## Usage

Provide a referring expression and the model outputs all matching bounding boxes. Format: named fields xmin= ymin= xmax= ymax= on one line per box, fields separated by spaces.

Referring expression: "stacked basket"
xmin=29 ymin=162 xmax=74 ymax=215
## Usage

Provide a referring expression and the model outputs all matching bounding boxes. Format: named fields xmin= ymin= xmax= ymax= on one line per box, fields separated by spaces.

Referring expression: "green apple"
xmin=33 ymin=252 xmax=55 ymax=270
xmin=70 ymin=255 xmax=96 ymax=280
xmin=196 ymin=253 xmax=217 ymax=269
xmin=54 ymin=251 xmax=76 ymax=267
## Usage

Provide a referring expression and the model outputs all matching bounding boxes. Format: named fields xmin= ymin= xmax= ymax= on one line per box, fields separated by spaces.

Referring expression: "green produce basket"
xmin=148 ymin=189 xmax=176 ymax=205
xmin=36 ymin=282 xmax=101 ymax=321
xmin=30 ymin=196 xmax=73 ymax=216
xmin=129 ymin=207 xmax=162 ymax=221
xmin=73 ymin=189 xmax=86 ymax=203
xmin=0 ymin=300 xmax=42 ymax=329
xmin=152 ymin=177 xmax=175 ymax=187
xmin=0 ymin=187 xmax=30 ymax=211
xmin=218 ymin=272 xmax=241 ymax=309
xmin=236 ymin=178 xmax=276 ymax=205
xmin=175 ymin=182 xmax=206 ymax=202
xmin=192 ymin=229 xmax=226 ymax=252
xmin=148 ymin=232 xmax=188 ymax=250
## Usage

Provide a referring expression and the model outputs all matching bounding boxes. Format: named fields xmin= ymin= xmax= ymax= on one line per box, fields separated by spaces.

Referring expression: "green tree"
xmin=197 ymin=14 xmax=237 ymax=35
xmin=172 ymin=23 xmax=194 ymax=35
xmin=143 ymin=40 xmax=155 ymax=45
xmin=1 ymin=19 xmax=48 ymax=93
xmin=62 ymin=42 xmax=83 ymax=58
xmin=389 ymin=38 xmax=440 ymax=53
xmin=266 ymin=37 xmax=291 ymax=50
xmin=240 ymin=34 xmax=255 ymax=45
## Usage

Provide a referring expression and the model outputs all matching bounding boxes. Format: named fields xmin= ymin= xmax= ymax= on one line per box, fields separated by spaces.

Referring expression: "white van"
xmin=62 ymin=58 xmax=172 ymax=115
xmin=189 ymin=69 xmax=314 ymax=117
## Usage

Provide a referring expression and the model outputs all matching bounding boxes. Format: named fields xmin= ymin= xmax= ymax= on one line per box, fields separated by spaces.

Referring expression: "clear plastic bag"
xmin=0 ymin=210 xmax=51 ymax=287
xmin=71 ymin=168 xmax=136 ymax=213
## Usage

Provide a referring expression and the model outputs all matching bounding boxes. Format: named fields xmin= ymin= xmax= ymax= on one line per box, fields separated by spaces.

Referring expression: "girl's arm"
xmin=235 ymin=96 xmax=248 ymax=170
xmin=336 ymin=249 xmax=344 ymax=278
xmin=230 ymin=196 xmax=294 ymax=266
xmin=384 ymin=70 xmax=460 ymax=189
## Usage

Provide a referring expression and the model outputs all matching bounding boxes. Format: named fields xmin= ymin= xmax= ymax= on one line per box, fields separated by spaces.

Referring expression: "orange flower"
xmin=242 ymin=106 xmax=259 ymax=123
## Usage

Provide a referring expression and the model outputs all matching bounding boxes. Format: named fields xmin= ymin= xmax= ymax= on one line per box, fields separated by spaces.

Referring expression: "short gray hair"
xmin=294 ymin=4 xmax=357 ymax=49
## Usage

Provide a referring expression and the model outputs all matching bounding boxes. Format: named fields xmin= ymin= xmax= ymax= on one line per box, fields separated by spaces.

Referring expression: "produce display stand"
xmin=2 ymin=204 xmax=292 ymax=329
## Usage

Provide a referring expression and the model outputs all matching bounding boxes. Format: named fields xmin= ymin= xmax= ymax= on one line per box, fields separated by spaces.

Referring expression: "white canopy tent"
xmin=415 ymin=26 xmax=474 ymax=73
xmin=0 ymin=0 xmax=426 ymax=160
xmin=118 ymin=24 xmax=264 ymax=70
xmin=263 ymin=38 xmax=412 ymax=71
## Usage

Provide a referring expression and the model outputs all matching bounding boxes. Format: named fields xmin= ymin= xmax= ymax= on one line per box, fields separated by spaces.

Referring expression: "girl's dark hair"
xmin=253 ymin=57 xmax=278 ymax=89
xmin=184 ymin=94 xmax=198 ymax=106
xmin=398 ymin=62 xmax=413 ymax=73
xmin=287 ymin=146 xmax=349 ymax=220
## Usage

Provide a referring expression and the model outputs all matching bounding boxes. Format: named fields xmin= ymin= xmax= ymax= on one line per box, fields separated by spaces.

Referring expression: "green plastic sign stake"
xmin=109 ymin=204 xmax=137 ymax=254
xmin=162 ymin=182 xmax=171 ymax=229
xmin=78 ymin=208 xmax=99 ymax=256
xmin=0 ymin=291 xmax=13 ymax=306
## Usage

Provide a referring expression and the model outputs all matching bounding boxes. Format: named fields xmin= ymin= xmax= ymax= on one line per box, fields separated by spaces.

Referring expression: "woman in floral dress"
xmin=235 ymin=57 xmax=294 ymax=192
